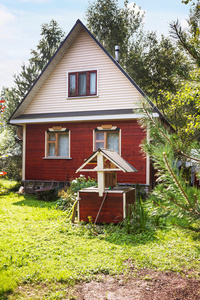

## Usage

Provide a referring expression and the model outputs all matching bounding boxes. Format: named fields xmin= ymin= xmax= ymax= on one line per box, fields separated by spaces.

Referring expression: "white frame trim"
xmin=77 ymin=191 xmax=80 ymax=222
xmin=93 ymin=126 xmax=121 ymax=156
xmin=93 ymin=129 xmax=95 ymax=151
xmin=119 ymin=129 xmax=121 ymax=156
xmin=67 ymin=68 xmax=99 ymax=99
xmin=45 ymin=128 xmax=71 ymax=159
xmin=10 ymin=113 xmax=159 ymax=125
xmin=22 ymin=124 xmax=26 ymax=180
xmin=123 ymin=192 xmax=126 ymax=219
xmin=146 ymin=127 xmax=150 ymax=185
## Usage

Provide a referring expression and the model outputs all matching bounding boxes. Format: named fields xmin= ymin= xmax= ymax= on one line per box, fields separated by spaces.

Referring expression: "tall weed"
xmin=121 ymin=197 xmax=148 ymax=234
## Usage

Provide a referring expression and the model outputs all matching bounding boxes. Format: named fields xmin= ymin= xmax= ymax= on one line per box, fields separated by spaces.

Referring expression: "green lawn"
xmin=0 ymin=179 xmax=200 ymax=299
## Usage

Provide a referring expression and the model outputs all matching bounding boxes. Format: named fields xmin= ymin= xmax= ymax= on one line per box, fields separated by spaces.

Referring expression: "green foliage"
xmin=182 ymin=0 xmax=193 ymax=4
xmin=0 ymin=20 xmax=65 ymax=181
xmin=70 ymin=175 xmax=97 ymax=193
xmin=135 ymin=184 xmax=147 ymax=201
xmin=14 ymin=20 xmax=65 ymax=97
xmin=170 ymin=1 xmax=200 ymax=66
xmin=0 ymin=129 xmax=22 ymax=181
xmin=121 ymin=198 xmax=149 ymax=234
xmin=127 ymin=33 xmax=190 ymax=114
xmin=140 ymin=101 xmax=200 ymax=230
xmin=163 ymin=69 xmax=200 ymax=141
xmin=86 ymin=0 xmax=191 ymax=116
xmin=56 ymin=175 xmax=97 ymax=211
xmin=86 ymin=0 xmax=144 ymax=65
xmin=0 ymin=179 xmax=20 ymax=195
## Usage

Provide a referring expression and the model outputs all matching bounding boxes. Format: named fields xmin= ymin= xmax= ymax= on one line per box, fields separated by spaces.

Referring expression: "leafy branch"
xmin=140 ymin=100 xmax=200 ymax=229
xmin=140 ymin=100 xmax=200 ymax=162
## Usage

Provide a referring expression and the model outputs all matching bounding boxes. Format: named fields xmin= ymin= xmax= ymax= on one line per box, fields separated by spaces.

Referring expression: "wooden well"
xmin=76 ymin=148 xmax=137 ymax=223
xmin=78 ymin=187 xmax=135 ymax=224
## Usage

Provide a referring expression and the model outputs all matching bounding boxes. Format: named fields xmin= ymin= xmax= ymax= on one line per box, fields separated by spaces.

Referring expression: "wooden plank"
xmin=79 ymin=191 xmax=123 ymax=223
xmin=25 ymin=121 xmax=146 ymax=184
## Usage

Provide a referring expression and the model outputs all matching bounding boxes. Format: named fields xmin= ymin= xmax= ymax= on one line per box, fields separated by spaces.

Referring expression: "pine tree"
xmin=139 ymin=100 xmax=200 ymax=231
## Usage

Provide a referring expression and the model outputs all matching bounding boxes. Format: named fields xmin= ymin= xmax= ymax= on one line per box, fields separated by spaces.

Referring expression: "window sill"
xmin=67 ymin=95 xmax=98 ymax=100
xmin=43 ymin=157 xmax=72 ymax=160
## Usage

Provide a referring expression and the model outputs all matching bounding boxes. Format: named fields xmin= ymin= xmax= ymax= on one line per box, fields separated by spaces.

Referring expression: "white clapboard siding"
xmin=24 ymin=29 xmax=143 ymax=115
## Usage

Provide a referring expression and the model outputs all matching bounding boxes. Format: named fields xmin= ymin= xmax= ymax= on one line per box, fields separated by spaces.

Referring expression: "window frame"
xmin=93 ymin=127 xmax=121 ymax=155
xmin=45 ymin=128 xmax=71 ymax=159
xmin=67 ymin=69 xmax=98 ymax=98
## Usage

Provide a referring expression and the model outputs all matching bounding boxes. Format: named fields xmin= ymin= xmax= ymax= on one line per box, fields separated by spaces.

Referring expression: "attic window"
xmin=94 ymin=126 xmax=120 ymax=154
xmin=68 ymin=70 xmax=97 ymax=97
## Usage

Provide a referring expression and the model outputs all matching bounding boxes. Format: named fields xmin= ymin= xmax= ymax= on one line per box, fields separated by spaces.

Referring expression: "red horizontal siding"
xmin=25 ymin=120 xmax=146 ymax=184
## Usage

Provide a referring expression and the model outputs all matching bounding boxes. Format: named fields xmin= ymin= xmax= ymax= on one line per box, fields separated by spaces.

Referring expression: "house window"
xmin=68 ymin=70 xmax=97 ymax=97
xmin=94 ymin=127 xmax=120 ymax=154
xmin=46 ymin=129 xmax=70 ymax=158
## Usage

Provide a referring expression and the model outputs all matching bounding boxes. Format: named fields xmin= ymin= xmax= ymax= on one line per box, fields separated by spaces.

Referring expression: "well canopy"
xmin=76 ymin=148 xmax=138 ymax=173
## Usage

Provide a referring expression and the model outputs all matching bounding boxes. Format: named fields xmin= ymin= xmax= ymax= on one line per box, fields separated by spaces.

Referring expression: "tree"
xmin=170 ymin=1 xmax=200 ymax=66
xmin=182 ymin=0 xmax=197 ymax=5
xmin=86 ymin=0 xmax=144 ymax=65
xmin=86 ymin=0 xmax=191 ymax=117
xmin=126 ymin=32 xmax=190 ymax=115
xmin=0 ymin=20 xmax=65 ymax=180
xmin=139 ymin=101 xmax=200 ymax=231
xmin=162 ymin=69 xmax=200 ymax=141
xmin=14 ymin=20 xmax=65 ymax=102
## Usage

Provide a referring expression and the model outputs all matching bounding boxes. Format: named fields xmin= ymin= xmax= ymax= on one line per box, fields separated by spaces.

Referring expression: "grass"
xmin=0 ymin=179 xmax=200 ymax=299
xmin=0 ymin=179 xmax=19 ymax=195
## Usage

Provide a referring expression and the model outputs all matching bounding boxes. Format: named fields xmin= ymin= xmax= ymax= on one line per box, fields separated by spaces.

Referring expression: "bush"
xmin=0 ymin=179 xmax=20 ymax=195
xmin=56 ymin=175 xmax=97 ymax=211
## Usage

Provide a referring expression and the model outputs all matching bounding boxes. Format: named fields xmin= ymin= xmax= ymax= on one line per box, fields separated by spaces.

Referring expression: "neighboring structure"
xmin=9 ymin=19 xmax=170 ymax=190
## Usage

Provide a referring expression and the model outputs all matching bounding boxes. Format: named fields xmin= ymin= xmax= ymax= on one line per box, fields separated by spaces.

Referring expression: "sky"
xmin=0 ymin=0 xmax=191 ymax=89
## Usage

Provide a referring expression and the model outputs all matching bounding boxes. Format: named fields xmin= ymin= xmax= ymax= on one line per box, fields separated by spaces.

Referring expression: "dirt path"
xmin=9 ymin=269 xmax=200 ymax=299
xmin=74 ymin=269 xmax=200 ymax=300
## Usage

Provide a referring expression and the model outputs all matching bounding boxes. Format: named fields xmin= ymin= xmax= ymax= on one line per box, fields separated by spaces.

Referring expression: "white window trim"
xmin=93 ymin=126 xmax=121 ymax=156
xmin=66 ymin=69 xmax=98 ymax=99
xmin=44 ymin=128 xmax=71 ymax=159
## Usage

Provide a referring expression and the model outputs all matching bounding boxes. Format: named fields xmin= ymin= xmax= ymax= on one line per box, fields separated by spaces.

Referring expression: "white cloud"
xmin=0 ymin=5 xmax=83 ymax=87
xmin=0 ymin=4 xmax=15 ymax=27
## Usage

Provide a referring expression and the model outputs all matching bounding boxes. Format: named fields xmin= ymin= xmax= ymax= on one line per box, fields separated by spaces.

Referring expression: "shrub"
xmin=0 ymin=178 xmax=20 ymax=195
xmin=56 ymin=175 xmax=97 ymax=211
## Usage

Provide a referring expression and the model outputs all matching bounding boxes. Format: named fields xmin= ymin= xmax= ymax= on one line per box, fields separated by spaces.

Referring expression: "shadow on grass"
xmin=70 ymin=222 xmax=162 ymax=247
xmin=104 ymin=229 xmax=158 ymax=246
xmin=12 ymin=194 xmax=57 ymax=209
xmin=0 ymin=292 xmax=13 ymax=300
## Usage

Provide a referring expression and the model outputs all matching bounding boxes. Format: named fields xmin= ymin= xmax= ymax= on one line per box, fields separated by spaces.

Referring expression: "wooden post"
xmin=97 ymin=152 xmax=105 ymax=197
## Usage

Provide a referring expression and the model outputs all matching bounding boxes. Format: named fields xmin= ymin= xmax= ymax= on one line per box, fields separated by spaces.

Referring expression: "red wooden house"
xmin=9 ymin=19 xmax=170 ymax=191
